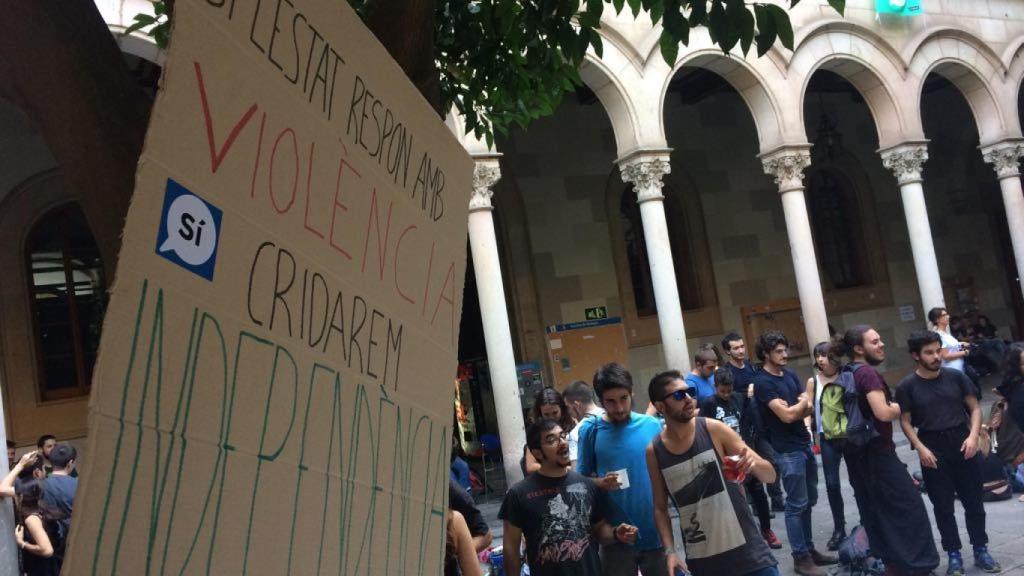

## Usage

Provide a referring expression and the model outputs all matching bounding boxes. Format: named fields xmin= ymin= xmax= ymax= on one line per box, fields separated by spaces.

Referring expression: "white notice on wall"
xmin=899 ymin=305 xmax=917 ymax=322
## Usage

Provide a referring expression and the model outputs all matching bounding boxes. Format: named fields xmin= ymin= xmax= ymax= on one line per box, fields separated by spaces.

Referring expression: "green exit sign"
xmin=876 ymin=0 xmax=922 ymax=15
xmin=584 ymin=306 xmax=608 ymax=320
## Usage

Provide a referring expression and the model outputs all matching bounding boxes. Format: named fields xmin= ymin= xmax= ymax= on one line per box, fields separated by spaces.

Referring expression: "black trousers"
xmin=846 ymin=445 xmax=939 ymax=575
xmin=919 ymin=426 xmax=988 ymax=552
xmin=755 ymin=436 xmax=785 ymax=503
xmin=745 ymin=473 xmax=771 ymax=531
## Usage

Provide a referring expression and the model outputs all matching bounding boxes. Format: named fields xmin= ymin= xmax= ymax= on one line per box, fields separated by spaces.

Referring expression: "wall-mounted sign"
xmin=585 ymin=305 xmax=608 ymax=320
xmin=876 ymin=0 xmax=922 ymax=16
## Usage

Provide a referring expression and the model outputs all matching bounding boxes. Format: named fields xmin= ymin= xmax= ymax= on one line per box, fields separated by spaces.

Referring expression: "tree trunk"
xmin=366 ymin=0 xmax=443 ymax=115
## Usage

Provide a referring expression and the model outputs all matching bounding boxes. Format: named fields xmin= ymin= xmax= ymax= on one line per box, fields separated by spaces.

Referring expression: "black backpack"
xmin=837 ymin=363 xmax=879 ymax=448
xmin=831 ymin=525 xmax=884 ymax=576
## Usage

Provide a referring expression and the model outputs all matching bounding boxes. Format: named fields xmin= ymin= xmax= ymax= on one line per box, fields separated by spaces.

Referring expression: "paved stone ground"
xmin=474 ymin=381 xmax=1024 ymax=575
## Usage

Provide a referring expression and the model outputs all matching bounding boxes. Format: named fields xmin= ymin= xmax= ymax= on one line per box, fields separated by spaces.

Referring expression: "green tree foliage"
xmin=128 ymin=0 xmax=843 ymax=146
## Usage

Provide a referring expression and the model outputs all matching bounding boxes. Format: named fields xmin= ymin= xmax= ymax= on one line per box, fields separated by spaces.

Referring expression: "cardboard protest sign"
xmin=63 ymin=0 xmax=471 ymax=573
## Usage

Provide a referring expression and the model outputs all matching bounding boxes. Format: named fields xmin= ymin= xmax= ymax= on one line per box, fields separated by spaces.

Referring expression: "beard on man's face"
xmin=664 ymin=402 xmax=696 ymax=424
xmin=865 ymin=351 xmax=884 ymax=366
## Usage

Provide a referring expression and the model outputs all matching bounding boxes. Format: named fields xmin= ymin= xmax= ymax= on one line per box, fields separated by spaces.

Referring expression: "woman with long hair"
xmin=522 ymin=388 xmax=577 ymax=474
xmin=445 ymin=509 xmax=483 ymax=576
xmin=1 ymin=451 xmax=60 ymax=576
xmin=927 ymin=307 xmax=970 ymax=372
xmin=805 ymin=341 xmax=848 ymax=550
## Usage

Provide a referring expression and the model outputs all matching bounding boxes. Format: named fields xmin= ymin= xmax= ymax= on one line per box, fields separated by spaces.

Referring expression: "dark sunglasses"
xmin=661 ymin=388 xmax=697 ymax=402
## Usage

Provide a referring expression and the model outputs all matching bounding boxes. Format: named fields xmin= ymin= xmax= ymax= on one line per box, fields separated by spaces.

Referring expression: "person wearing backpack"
xmin=806 ymin=342 xmax=849 ymax=552
xmin=839 ymin=325 xmax=938 ymax=576
xmin=895 ymin=331 xmax=1001 ymax=576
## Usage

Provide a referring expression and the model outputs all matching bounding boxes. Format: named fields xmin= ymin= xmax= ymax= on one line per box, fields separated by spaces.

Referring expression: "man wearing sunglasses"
xmin=501 ymin=419 xmax=639 ymax=576
xmin=646 ymin=370 xmax=779 ymax=576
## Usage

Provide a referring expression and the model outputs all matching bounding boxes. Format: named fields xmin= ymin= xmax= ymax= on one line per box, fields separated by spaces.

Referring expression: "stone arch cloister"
xmin=5 ymin=1 xmax=1024 ymax=463
xmin=461 ymin=3 xmax=1024 ymax=453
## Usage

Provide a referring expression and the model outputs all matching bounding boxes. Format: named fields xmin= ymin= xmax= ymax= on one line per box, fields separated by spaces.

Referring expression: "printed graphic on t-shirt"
xmin=714 ymin=406 xmax=740 ymax=432
xmin=536 ymin=482 xmax=593 ymax=565
xmin=662 ymin=449 xmax=744 ymax=559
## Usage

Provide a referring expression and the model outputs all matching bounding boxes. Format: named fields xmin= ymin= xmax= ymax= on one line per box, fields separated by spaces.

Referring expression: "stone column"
xmin=760 ymin=146 xmax=831 ymax=349
xmin=619 ymin=151 xmax=690 ymax=373
xmin=880 ymin=142 xmax=946 ymax=313
xmin=982 ymin=139 xmax=1024 ymax=300
xmin=468 ymin=155 xmax=525 ymax=486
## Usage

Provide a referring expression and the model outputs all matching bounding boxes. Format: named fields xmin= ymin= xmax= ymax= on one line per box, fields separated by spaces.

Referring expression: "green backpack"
xmin=820 ymin=380 xmax=848 ymax=440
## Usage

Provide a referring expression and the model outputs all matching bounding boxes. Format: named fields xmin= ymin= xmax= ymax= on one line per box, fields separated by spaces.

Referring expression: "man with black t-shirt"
xmin=753 ymin=330 xmax=836 ymax=576
xmin=722 ymin=331 xmax=785 ymax=512
xmin=500 ymin=420 xmax=638 ymax=576
xmin=449 ymin=479 xmax=492 ymax=553
xmin=896 ymin=330 xmax=1000 ymax=575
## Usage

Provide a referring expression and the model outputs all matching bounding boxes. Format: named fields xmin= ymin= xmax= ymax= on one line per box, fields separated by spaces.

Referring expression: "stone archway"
xmin=790 ymin=24 xmax=913 ymax=148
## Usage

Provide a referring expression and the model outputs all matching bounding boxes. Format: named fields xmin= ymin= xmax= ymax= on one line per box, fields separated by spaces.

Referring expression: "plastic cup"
xmin=723 ymin=454 xmax=746 ymax=483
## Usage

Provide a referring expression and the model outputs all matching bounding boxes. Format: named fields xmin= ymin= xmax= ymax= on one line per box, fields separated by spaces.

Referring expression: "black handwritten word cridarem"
xmin=202 ymin=0 xmax=449 ymax=221
xmin=89 ymin=280 xmax=449 ymax=576
xmin=247 ymin=241 xmax=403 ymax=390
xmin=192 ymin=63 xmax=460 ymax=353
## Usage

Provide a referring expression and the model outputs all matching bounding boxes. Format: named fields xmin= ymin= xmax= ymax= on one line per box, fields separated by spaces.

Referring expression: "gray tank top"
xmin=652 ymin=418 xmax=776 ymax=576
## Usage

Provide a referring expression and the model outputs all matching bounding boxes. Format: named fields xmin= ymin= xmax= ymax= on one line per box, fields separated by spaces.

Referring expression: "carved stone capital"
xmin=981 ymin=140 xmax=1024 ymax=180
xmin=760 ymin=147 xmax=811 ymax=193
xmin=619 ymin=153 xmax=671 ymax=203
xmin=880 ymin=143 xmax=928 ymax=185
xmin=470 ymin=160 xmax=501 ymax=211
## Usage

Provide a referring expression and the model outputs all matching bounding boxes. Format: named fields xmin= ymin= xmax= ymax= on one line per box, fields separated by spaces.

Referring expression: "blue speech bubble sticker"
xmin=155 ymin=179 xmax=223 ymax=281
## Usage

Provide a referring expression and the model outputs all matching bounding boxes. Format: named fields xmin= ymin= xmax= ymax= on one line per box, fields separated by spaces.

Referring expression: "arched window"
xmin=26 ymin=204 xmax=105 ymax=401
xmin=619 ymin=185 xmax=705 ymax=315
xmin=806 ymin=167 xmax=869 ymax=290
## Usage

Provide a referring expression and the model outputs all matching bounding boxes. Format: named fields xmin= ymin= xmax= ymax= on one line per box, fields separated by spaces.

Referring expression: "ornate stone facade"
xmin=619 ymin=154 xmax=671 ymax=203
xmin=880 ymin=143 xmax=929 ymax=185
xmin=982 ymin=140 xmax=1024 ymax=179
xmin=760 ymin=147 xmax=811 ymax=193
xmin=470 ymin=160 xmax=501 ymax=211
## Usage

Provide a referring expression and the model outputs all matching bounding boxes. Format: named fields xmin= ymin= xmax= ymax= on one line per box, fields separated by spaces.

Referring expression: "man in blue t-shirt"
xmin=577 ymin=362 xmax=666 ymax=576
xmin=684 ymin=347 xmax=718 ymax=402
xmin=753 ymin=331 xmax=836 ymax=576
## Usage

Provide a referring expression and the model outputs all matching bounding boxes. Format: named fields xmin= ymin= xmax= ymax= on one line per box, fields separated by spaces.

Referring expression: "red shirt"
xmin=853 ymin=366 xmax=895 ymax=452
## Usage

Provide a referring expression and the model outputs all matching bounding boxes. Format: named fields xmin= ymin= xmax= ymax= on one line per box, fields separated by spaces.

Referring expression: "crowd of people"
xmin=446 ymin=311 xmax=1024 ymax=576
xmin=3 ymin=435 xmax=79 ymax=576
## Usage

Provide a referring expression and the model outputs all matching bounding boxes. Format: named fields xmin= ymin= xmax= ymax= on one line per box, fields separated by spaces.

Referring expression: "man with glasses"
xmin=753 ymin=330 xmax=837 ymax=576
xmin=647 ymin=370 xmax=779 ymax=576
xmin=501 ymin=419 xmax=639 ymax=576
xmin=577 ymin=362 xmax=666 ymax=575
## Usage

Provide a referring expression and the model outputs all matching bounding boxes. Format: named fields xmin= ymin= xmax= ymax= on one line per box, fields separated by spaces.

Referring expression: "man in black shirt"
xmin=896 ymin=331 xmax=1000 ymax=576
xmin=721 ymin=331 xmax=785 ymax=512
xmin=753 ymin=330 xmax=836 ymax=576
xmin=449 ymin=479 xmax=492 ymax=552
xmin=500 ymin=419 xmax=638 ymax=576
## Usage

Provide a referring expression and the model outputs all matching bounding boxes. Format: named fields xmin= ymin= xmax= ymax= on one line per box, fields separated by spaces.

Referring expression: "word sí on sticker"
xmin=155 ymin=178 xmax=223 ymax=280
